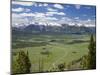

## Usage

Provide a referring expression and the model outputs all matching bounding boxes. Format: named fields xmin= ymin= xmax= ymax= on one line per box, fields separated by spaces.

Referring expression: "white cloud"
xmin=37 ymin=3 xmax=48 ymax=7
xmin=75 ymin=4 xmax=81 ymax=9
xmin=68 ymin=22 xmax=75 ymax=26
xmin=12 ymin=13 xmax=21 ymax=18
xmin=20 ymin=13 xmax=35 ymax=17
xmin=12 ymin=12 xmax=60 ymax=27
xmin=77 ymin=19 xmax=96 ymax=27
xmin=12 ymin=1 xmax=49 ymax=7
xmin=34 ymin=12 xmax=45 ymax=18
xmin=12 ymin=1 xmax=35 ymax=6
xmin=12 ymin=12 xmax=95 ymax=27
xmin=58 ymin=17 xmax=73 ymax=24
xmin=87 ymin=19 xmax=91 ymax=22
xmin=46 ymin=11 xmax=65 ymax=16
xmin=58 ymin=12 xmax=65 ymax=15
xmin=46 ymin=12 xmax=57 ymax=15
xmin=38 ymin=3 xmax=43 ymax=7
xmin=48 ymin=22 xmax=61 ymax=26
xmin=77 ymin=23 xmax=82 ymax=26
xmin=12 ymin=8 xmax=31 ymax=12
xmin=25 ymin=9 xmax=31 ymax=12
xmin=54 ymin=4 xmax=64 ymax=9
xmin=12 ymin=13 xmax=30 ymax=27
xmin=12 ymin=8 xmax=24 ymax=12
xmin=43 ymin=3 xmax=48 ymax=6
xmin=12 ymin=12 xmax=45 ymax=18
xmin=46 ymin=17 xmax=58 ymax=21
xmin=45 ymin=13 xmax=53 ymax=16
xmin=58 ymin=16 xmax=95 ymax=27
xmin=62 ymin=17 xmax=72 ymax=21
xmin=32 ymin=12 xmax=58 ymax=22
xmin=12 ymin=13 xmax=35 ymax=24
xmin=47 ymin=8 xmax=58 ymax=12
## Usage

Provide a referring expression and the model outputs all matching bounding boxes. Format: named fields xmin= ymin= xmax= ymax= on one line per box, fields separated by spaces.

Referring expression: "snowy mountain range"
xmin=12 ymin=23 xmax=96 ymax=35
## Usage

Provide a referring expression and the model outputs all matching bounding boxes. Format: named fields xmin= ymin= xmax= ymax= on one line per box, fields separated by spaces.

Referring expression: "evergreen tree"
xmin=14 ymin=50 xmax=31 ymax=74
xmin=81 ymin=34 xmax=96 ymax=69
xmin=87 ymin=34 xmax=96 ymax=69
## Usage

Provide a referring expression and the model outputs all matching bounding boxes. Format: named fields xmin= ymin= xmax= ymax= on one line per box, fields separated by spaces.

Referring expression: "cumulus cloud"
xmin=34 ymin=3 xmax=48 ymax=7
xmin=12 ymin=1 xmax=48 ymax=7
xmin=12 ymin=8 xmax=24 ymax=12
xmin=87 ymin=19 xmax=91 ymax=22
xmin=58 ymin=16 xmax=95 ymax=27
xmin=20 ymin=13 xmax=35 ymax=17
xmin=12 ymin=11 xmax=96 ymax=27
xmin=46 ymin=17 xmax=58 ymax=21
xmin=46 ymin=11 xmax=65 ymax=16
xmin=43 ymin=3 xmax=48 ymax=6
xmin=54 ymin=4 xmax=64 ymax=9
xmin=12 ymin=8 xmax=31 ymax=12
xmin=12 ymin=12 xmax=46 ymax=18
xmin=32 ymin=12 xmax=58 ymax=22
xmin=12 ymin=1 xmax=35 ymax=6
xmin=12 ymin=1 xmax=95 ymax=27
xmin=38 ymin=3 xmax=43 ymax=7
xmin=34 ymin=12 xmax=45 ymax=18
xmin=12 ymin=13 xmax=30 ymax=27
xmin=12 ymin=12 xmax=59 ymax=27
xmin=58 ymin=12 xmax=65 ymax=15
xmin=76 ymin=19 xmax=96 ymax=27
xmin=58 ymin=17 xmax=73 ymax=24
xmin=12 ymin=13 xmax=21 ymax=18
xmin=12 ymin=13 xmax=33 ymax=21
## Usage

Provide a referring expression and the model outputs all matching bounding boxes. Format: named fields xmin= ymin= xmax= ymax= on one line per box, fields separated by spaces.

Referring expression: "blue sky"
xmin=12 ymin=1 xmax=96 ymax=27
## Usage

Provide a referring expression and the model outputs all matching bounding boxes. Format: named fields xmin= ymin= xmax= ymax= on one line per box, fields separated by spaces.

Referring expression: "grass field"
xmin=12 ymin=34 xmax=90 ymax=72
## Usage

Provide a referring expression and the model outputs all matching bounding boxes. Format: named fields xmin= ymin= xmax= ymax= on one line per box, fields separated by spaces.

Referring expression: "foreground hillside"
xmin=12 ymin=34 xmax=91 ymax=73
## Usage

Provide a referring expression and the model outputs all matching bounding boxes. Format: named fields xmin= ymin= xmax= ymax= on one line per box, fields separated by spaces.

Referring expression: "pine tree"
xmin=81 ymin=34 xmax=96 ymax=69
xmin=87 ymin=34 xmax=96 ymax=69
xmin=14 ymin=50 xmax=31 ymax=74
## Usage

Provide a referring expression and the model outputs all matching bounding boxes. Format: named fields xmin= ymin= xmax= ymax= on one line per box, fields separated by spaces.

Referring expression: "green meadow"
xmin=12 ymin=34 xmax=90 ymax=72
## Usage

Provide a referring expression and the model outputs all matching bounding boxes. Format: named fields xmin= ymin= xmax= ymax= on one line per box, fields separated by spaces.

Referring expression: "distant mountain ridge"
xmin=12 ymin=23 xmax=96 ymax=35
